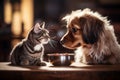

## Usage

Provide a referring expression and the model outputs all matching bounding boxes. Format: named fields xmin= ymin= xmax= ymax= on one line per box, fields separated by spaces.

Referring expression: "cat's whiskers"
xmin=47 ymin=36 xmax=59 ymax=49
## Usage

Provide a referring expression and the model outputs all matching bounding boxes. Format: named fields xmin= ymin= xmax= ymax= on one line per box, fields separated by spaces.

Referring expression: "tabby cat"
xmin=10 ymin=22 xmax=50 ymax=66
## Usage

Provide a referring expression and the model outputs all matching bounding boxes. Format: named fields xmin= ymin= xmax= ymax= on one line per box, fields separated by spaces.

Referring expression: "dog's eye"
xmin=71 ymin=27 xmax=78 ymax=33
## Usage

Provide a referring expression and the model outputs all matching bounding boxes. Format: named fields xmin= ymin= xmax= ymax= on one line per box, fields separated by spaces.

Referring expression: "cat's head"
xmin=32 ymin=22 xmax=50 ymax=44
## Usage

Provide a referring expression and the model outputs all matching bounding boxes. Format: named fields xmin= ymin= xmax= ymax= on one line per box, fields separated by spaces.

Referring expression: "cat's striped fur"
xmin=10 ymin=22 xmax=50 ymax=66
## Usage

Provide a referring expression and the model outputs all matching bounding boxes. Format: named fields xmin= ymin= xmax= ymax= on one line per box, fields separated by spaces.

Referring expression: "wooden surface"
xmin=0 ymin=62 xmax=120 ymax=80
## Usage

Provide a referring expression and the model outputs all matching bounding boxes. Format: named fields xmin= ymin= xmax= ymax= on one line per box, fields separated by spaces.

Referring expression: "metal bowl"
xmin=47 ymin=53 xmax=74 ymax=66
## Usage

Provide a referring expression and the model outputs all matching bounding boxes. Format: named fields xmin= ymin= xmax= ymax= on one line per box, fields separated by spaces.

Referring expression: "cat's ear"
xmin=33 ymin=23 xmax=41 ymax=33
xmin=34 ymin=22 xmax=45 ymax=33
xmin=37 ymin=22 xmax=45 ymax=29
xmin=41 ymin=22 xmax=45 ymax=29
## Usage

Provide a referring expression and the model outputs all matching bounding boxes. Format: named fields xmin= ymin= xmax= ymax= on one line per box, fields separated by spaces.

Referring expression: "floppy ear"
xmin=79 ymin=15 xmax=104 ymax=44
xmin=34 ymin=22 xmax=45 ymax=33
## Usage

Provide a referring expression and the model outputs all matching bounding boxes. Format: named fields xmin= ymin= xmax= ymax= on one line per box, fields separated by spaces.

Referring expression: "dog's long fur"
xmin=61 ymin=8 xmax=120 ymax=64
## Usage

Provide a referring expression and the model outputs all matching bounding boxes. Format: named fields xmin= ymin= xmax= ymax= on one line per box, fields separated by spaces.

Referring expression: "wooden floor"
xmin=0 ymin=62 xmax=120 ymax=80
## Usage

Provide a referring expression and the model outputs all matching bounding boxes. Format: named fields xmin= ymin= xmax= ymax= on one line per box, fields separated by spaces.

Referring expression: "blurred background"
xmin=0 ymin=0 xmax=120 ymax=62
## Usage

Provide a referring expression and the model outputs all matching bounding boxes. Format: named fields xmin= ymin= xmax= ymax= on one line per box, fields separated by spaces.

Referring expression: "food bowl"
xmin=47 ymin=53 xmax=74 ymax=66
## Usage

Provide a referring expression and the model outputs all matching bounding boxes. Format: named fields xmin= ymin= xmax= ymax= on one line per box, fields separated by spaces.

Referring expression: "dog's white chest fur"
xmin=75 ymin=47 xmax=83 ymax=63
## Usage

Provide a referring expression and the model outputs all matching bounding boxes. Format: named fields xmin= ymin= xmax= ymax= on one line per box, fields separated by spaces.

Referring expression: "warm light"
xmin=12 ymin=10 xmax=22 ymax=36
xmin=4 ymin=0 xmax=12 ymax=24
xmin=11 ymin=39 xmax=21 ymax=47
xmin=21 ymin=0 xmax=34 ymax=37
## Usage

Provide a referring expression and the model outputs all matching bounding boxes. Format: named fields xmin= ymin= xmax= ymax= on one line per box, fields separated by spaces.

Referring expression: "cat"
xmin=10 ymin=22 xmax=50 ymax=66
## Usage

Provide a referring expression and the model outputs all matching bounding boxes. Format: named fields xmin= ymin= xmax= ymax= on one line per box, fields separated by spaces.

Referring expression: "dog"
xmin=61 ymin=8 xmax=120 ymax=64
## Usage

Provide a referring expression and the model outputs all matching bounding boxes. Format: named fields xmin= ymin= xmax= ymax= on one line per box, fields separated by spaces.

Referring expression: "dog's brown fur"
xmin=61 ymin=8 xmax=120 ymax=64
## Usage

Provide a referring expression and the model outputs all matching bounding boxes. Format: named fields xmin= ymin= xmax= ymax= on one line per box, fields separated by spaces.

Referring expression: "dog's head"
xmin=61 ymin=8 xmax=105 ymax=49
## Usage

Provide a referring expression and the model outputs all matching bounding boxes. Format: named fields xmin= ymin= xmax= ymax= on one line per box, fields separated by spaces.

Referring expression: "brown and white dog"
xmin=61 ymin=8 xmax=120 ymax=64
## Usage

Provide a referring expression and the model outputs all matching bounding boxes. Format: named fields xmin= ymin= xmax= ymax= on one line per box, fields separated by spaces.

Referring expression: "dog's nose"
xmin=60 ymin=40 xmax=65 ymax=44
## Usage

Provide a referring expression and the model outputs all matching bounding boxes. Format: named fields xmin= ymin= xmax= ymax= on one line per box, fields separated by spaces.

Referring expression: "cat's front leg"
xmin=39 ymin=46 xmax=47 ymax=66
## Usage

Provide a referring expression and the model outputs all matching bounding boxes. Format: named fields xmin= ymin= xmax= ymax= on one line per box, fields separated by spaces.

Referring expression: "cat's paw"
xmin=37 ymin=61 xmax=47 ymax=66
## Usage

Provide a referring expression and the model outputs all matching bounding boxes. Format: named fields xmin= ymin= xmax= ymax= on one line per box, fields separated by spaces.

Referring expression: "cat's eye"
xmin=71 ymin=27 xmax=78 ymax=33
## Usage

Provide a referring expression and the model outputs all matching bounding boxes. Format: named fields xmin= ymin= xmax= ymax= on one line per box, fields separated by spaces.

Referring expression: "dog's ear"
xmin=79 ymin=15 xmax=104 ymax=44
